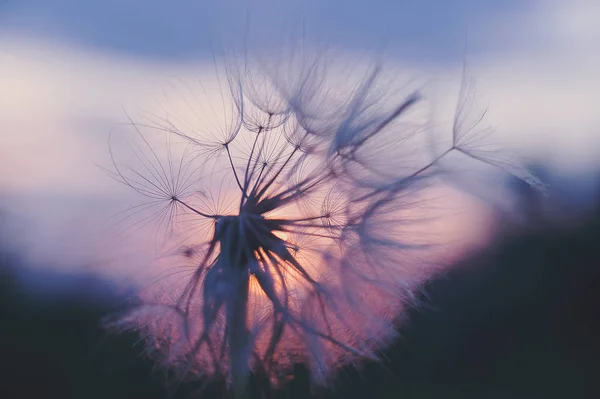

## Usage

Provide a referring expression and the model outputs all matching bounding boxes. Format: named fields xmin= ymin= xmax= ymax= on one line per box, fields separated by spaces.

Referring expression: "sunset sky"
xmin=0 ymin=0 xmax=598 ymax=281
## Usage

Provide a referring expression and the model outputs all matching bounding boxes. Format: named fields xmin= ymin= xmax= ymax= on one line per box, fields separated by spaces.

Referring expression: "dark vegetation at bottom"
xmin=1 ymin=204 xmax=600 ymax=398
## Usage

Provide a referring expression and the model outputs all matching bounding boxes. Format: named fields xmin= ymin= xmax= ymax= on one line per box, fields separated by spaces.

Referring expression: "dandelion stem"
xmin=173 ymin=198 xmax=219 ymax=219
xmin=225 ymin=144 xmax=246 ymax=194
xmin=240 ymin=128 xmax=263 ymax=208
xmin=256 ymin=146 xmax=300 ymax=199
xmin=227 ymin=269 xmax=250 ymax=399
xmin=355 ymin=146 xmax=454 ymax=202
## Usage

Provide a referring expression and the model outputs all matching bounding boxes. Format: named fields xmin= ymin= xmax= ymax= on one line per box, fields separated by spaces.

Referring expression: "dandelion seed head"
xmin=105 ymin=48 xmax=543 ymax=396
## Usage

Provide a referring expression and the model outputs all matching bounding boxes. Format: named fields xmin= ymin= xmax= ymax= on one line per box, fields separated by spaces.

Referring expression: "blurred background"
xmin=1 ymin=0 xmax=600 ymax=398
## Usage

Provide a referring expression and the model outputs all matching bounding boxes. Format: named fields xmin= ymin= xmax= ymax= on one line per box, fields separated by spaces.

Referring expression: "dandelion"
xmin=104 ymin=50 xmax=543 ymax=397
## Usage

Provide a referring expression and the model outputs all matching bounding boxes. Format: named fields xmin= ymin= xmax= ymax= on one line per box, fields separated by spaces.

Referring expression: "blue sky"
xmin=0 ymin=0 xmax=532 ymax=62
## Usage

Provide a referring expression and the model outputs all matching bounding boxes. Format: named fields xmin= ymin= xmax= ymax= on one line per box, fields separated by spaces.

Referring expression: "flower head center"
xmin=215 ymin=210 xmax=286 ymax=271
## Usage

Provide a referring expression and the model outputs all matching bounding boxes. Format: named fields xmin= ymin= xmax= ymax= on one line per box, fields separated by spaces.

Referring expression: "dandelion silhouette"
xmin=104 ymin=52 xmax=544 ymax=397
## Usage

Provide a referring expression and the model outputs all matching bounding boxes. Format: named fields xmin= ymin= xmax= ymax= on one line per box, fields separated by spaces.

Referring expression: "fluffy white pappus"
xmin=103 ymin=49 xmax=543 ymax=397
